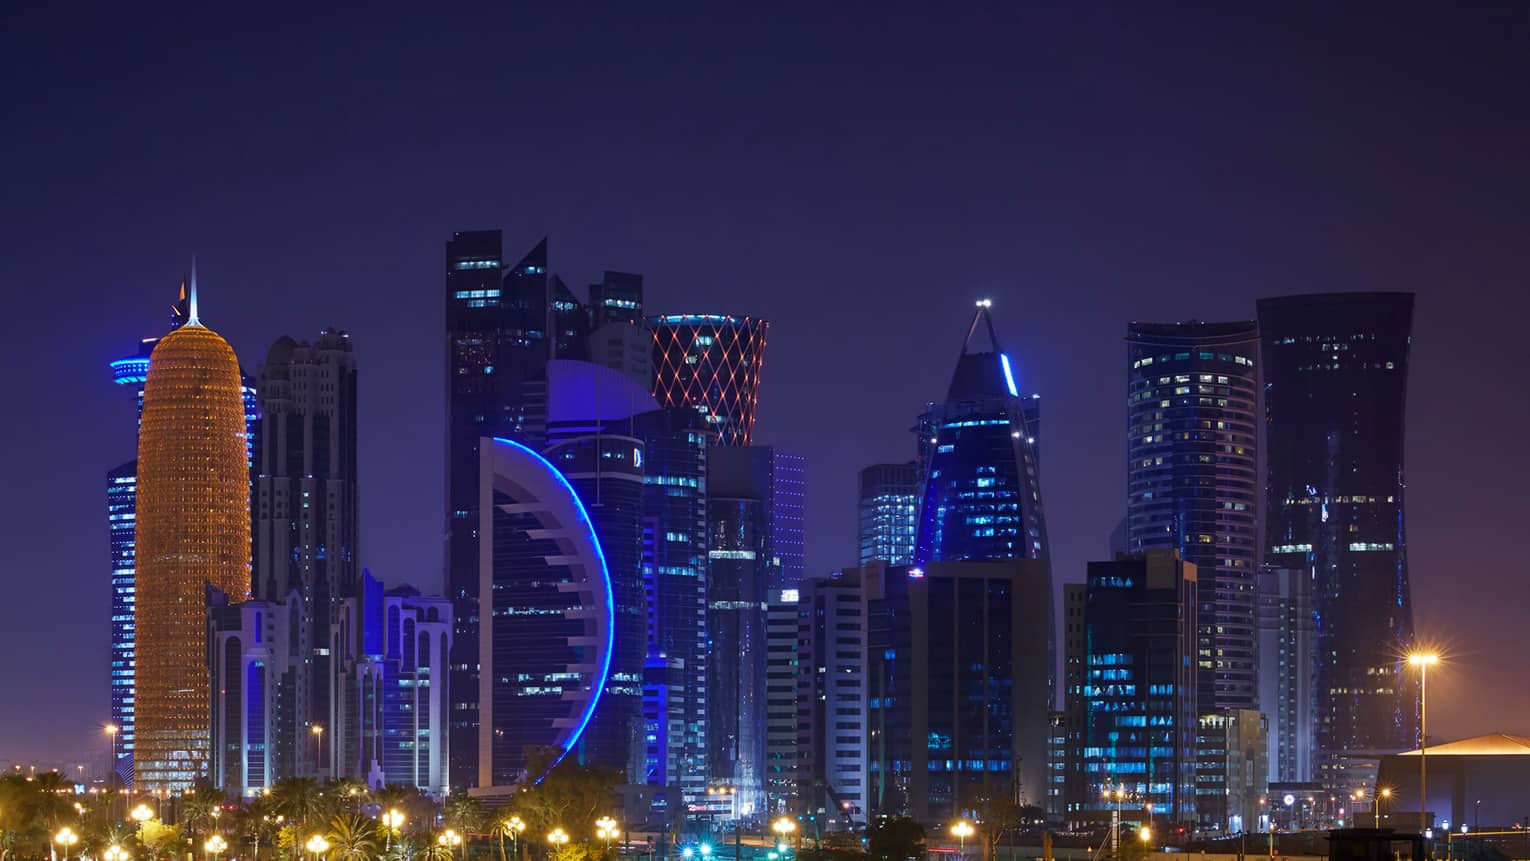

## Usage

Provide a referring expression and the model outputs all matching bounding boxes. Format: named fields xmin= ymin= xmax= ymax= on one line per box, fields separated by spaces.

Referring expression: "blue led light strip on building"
xmin=491 ymin=436 xmax=616 ymax=775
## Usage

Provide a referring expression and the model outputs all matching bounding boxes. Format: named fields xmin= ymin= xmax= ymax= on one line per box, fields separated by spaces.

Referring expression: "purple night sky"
xmin=1 ymin=3 xmax=1526 ymax=765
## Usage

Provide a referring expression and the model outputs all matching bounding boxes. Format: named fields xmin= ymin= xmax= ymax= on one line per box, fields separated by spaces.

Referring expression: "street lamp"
xmin=1409 ymin=652 xmax=1440 ymax=832
xmin=205 ymin=835 xmax=228 ymax=861
xmin=310 ymin=725 xmax=324 ymax=775
xmin=132 ymin=804 xmax=155 ymax=824
xmin=105 ymin=724 xmax=119 ymax=810
xmin=440 ymin=829 xmax=464 ymax=861
xmin=55 ymin=827 xmax=79 ymax=861
xmin=382 ymin=809 xmax=406 ymax=851
xmin=951 ymin=821 xmax=975 ymax=858
xmin=105 ymin=845 xmax=131 ymax=861
xmin=1139 ymin=827 xmax=1153 ymax=846
xmin=547 ymin=828 xmax=569 ymax=860
xmin=773 ymin=817 xmax=797 ymax=854
xmin=596 ymin=817 xmax=619 ymax=856
xmin=305 ymin=834 xmax=330 ymax=861
xmin=1102 ymin=786 xmax=1125 ymax=856
xmin=505 ymin=816 xmax=526 ymax=861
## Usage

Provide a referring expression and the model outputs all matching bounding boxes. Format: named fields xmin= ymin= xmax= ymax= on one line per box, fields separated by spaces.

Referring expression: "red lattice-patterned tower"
xmin=649 ymin=314 xmax=768 ymax=446
xmin=134 ymin=272 xmax=251 ymax=791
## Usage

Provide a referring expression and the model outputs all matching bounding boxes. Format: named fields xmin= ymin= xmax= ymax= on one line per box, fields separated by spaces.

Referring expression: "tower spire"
xmin=187 ymin=256 xmax=201 ymax=326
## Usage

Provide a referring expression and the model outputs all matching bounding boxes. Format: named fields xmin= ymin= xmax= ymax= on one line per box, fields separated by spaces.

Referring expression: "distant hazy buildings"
xmin=1125 ymin=321 xmax=1258 ymax=712
xmin=1080 ymin=550 xmax=1199 ymax=823
xmin=134 ymin=289 xmax=252 ymax=791
xmin=1258 ymin=292 xmax=1415 ymax=791
xmin=857 ymin=462 xmax=919 ymax=567
xmin=476 ymin=436 xmax=614 ymax=792
xmin=651 ymin=315 xmax=768 ymax=446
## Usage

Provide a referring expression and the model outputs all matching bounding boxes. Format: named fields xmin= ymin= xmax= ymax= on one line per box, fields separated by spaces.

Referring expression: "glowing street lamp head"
xmin=105 ymin=724 xmax=119 ymax=736
xmin=1139 ymin=827 xmax=1152 ymax=844
xmin=305 ymin=835 xmax=329 ymax=854
xmin=131 ymin=804 xmax=154 ymax=822
xmin=950 ymin=822 xmax=975 ymax=839
xmin=311 ymin=724 xmax=324 ymax=736
xmin=1408 ymin=652 xmax=1439 ymax=667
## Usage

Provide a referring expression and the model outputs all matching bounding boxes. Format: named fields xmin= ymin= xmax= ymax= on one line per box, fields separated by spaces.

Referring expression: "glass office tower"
xmin=651 ymin=315 xmax=769 ymax=446
xmin=857 ymin=461 xmax=919 ymax=566
xmin=1125 ymin=321 xmax=1259 ymax=712
xmin=1257 ymin=292 xmax=1415 ymax=792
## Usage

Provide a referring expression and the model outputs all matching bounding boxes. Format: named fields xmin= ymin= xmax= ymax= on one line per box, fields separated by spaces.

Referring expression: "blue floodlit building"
xmin=857 ymin=461 xmax=920 ymax=566
xmin=477 ymin=436 xmax=615 ymax=792
xmin=107 ymin=282 xmax=258 ymax=788
xmin=914 ymin=301 xmax=1049 ymax=564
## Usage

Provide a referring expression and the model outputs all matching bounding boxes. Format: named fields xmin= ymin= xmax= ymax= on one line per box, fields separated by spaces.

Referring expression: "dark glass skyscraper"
xmin=1080 ymin=550 xmax=1200 ymax=822
xmin=633 ymin=408 xmax=714 ymax=803
xmin=1257 ymin=292 xmax=1415 ymax=791
xmin=1125 ymin=321 xmax=1259 ymax=712
xmin=651 ymin=315 xmax=769 ymax=446
xmin=914 ymin=302 xmax=1048 ymax=563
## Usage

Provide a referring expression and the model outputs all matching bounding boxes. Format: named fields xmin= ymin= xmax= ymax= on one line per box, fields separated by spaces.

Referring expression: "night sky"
xmin=2 ymin=3 xmax=1527 ymax=765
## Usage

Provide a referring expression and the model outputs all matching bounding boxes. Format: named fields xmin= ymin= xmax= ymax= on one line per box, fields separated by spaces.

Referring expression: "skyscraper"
xmin=544 ymin=359 xmax=659 ymax=779
xmin=651 ymin=315 xmax=769 ymax=446
xmin=1125 ymin=321 xmax=1259 ymax=712
xmin=633 ymin=408 xmax=713 ymax=804
xmin=795 ymin=570 xmax=869 ymax=827
xmin=856 ymin=461 xmax=919 ymax=566
xmin=106 ymin=460 xmax=137 ymax=782
xmin=1258 ymin=292 xmax=1415 ymax=791
xmin=914 ymin=302 xmax=1048 ymax=564
xmin=134 ymin=286 xmax=252 ymax=791
xmin=1256 ymin=564 xmax=1316 ymax=782
xmin=253 ymin=328 xmax=359 ymax=777
xmin=1081 ymin=550 xmax=1200 ymax=823
xmin=477 ymin=436 xmax=614 ymax=792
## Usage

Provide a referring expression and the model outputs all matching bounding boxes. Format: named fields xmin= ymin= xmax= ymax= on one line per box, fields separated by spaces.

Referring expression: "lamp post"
xmin=1380 ymin=789 xmax=1393 ymax=823
xmin=105 ymin=844 xmax=131 ymax=861
xmin=772 ymin=818 xmax=796 ymax=856
xmin=1102 ymin=786 xmax=1124 ymax=857
xmin=950 ymin=821 xmax=974 ymax=860
xmin=55 ymin=828 xmax=79 ymax=861
xmin=547 ymin=828 xmax=569 ymax=861
xmin=205 ymin=835 xmax=228 ymax=861
xmin=440 ymin=829 xmax=464 ymax=861
xmin=310 ymin=725 xmax=324 ymax=776
xmin=306 ymin=834 xmax=330 ymax=861
xmin=597 ymin=818 xmax=619 ymax=858
xmin=1409 ymin=653 xmax=1439 ymax=834
xmin=1139 ymin=826 xmax=1153 ymax=848
xmin=105 ymin=724 xmax=119 ymax=818
xmin=382 ymin=809 xmax=406 ymax=852
xmin=506 ymin=816 xmax=526 ymax=861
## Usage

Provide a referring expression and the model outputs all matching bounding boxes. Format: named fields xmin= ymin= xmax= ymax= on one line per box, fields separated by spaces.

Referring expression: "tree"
xmin=553 ymin=845 xmax=592 ymax=861
xmin=137 ymin=819 xmax=185 ymax=861
xmin=443 ymin=794 xmax=484 ymax=835
xmin=326 ymin=815 xmax=381 ymax=861
xmin=869 ymin=817 xmax=925 ymax=861
xmin=510 ymin=751 xmax=621 ymax=841
xmin=272 ymin=778 xmax=327 ymax=834
xmin=974 ymin=792 xmax=1045 ymax=861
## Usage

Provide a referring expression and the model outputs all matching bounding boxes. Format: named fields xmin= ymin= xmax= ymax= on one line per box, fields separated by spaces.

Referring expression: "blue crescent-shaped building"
xmin=477 ymin=435 xmax=615 ymax=790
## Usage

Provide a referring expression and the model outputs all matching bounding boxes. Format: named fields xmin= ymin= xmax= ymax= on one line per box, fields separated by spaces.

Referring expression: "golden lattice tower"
xmin=133 ymin=286 xmax=250 ymax=791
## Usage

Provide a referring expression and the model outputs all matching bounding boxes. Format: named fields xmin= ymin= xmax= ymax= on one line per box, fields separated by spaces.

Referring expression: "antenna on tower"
xmin=187 ymin=255 xmax=201 ymax=326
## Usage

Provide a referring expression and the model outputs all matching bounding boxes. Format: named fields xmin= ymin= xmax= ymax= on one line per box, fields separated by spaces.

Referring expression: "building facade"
xmin=857 ymin=462 xmax=919 ymax=567
xmin=476 ymin=436 xmax=614 ymax=792
xmin=254 ymin=329 xmax=359 ymax=778
xmin=1125 ymin=321 xmax=1258 ymax=712
xmin=867 ymin=560 xmax=1054 ymax=823
xmin=1195 ymin=709 xmax=1268 ymax=834
xmin=796 ymin=570 xmax=869 ymax=828
xmin=764 ymin=588 xmax=804 ymax=816
xmin=134 ymin=295 xmax=252 ymax=791
xmin=1081 ymin=551 xmax=1199 ymax=824
xmin=1256 ymin=565 xmax=1316 ymax=782
xmin=1258 ymin=292 xmax=1415 ymax=791
xmin=650 ymin=315 xmax=769 ymax=446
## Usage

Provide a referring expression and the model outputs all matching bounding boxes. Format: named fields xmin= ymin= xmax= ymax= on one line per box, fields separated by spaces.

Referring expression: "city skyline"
xmin=3 ymin=2 xmax=1527 ymax=770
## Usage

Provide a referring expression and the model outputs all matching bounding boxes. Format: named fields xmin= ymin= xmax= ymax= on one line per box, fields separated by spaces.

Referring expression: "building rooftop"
xmin=1398 ymin=733 xmax=1530 ymax=757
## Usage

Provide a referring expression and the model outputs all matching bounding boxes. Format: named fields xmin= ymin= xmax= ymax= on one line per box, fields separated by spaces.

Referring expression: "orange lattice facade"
xmin=134 ymin=322 xmax=251 ymax=791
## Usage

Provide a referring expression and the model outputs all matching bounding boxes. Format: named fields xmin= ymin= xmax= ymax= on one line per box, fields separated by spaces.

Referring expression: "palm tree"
xmin=272 ymin=778 xmax=326 ymax=861
xmin=325 ymin=815 xmax=379 ymax=861
xmin=443 ymin=794 xmax=482 ymax=836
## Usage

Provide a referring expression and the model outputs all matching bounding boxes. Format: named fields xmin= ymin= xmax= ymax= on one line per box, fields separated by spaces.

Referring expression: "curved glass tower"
xmin=1125 ymin=321 xmax=1259 ymax=712
xmin=915 ymin=303 xmax=1048 ymax=563
xmin=1258 ymin=292 xmax=1414 ymax=791
xmin=135 ymin=290 xmax=252 ymax=792
xmin=478 ymin=436 xmax=615 ymax=788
